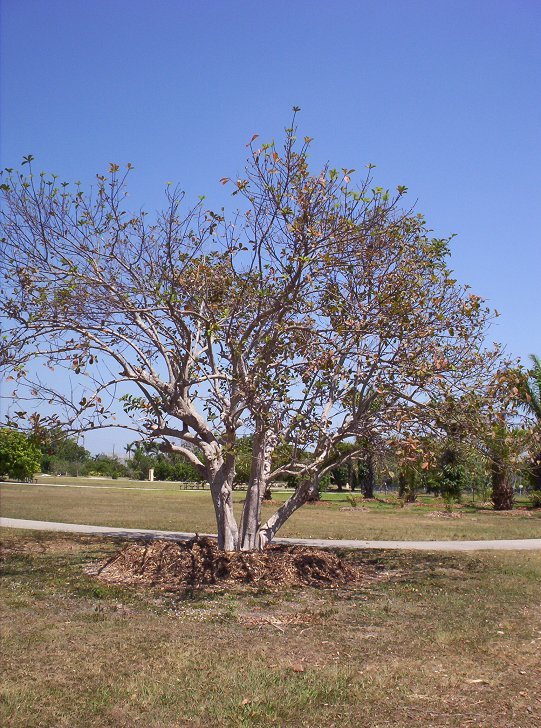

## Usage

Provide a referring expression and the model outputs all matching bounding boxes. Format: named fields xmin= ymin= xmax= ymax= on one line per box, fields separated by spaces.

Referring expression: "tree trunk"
xmin=398 ymin=472 xmax=406 ymax=499
xmin=306 ymin=477 xmax=321 ymax=501
xmin=361 ymin=455 xmax=375 ymax=499
xmin=239 ymin=428 xmax=276 ymax=551
xmin=208 ymin=457 xmax=239 ymax=551
xmin=350 ymin=461 xmax=359 ymax=491
xmin=257 ymin=477 xmax=315 ymax=548
xmin=491 ymin=457 xmax=514 ymax=511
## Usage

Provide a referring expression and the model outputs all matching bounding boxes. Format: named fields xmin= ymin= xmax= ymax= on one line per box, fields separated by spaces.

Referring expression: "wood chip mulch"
xmin=90 ymin=536 xmax=367 ymax=591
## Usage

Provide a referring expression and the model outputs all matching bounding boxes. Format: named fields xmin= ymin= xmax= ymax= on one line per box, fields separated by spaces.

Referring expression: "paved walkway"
xmin=2 ymin=517 xmax=541 ymax=551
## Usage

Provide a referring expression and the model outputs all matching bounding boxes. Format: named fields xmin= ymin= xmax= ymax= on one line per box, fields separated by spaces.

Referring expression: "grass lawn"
xmin=1 ymin=528 xmax=540 ymax=727
xmin=2 ymin=481 xmax=541 ymax=541
xmin=23 ymin=475 xmax=194 ymax=490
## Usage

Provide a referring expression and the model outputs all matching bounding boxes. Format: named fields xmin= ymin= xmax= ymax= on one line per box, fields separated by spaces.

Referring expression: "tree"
xmin=87 ymin=453 xmax=128 ymax=479
xmin=479 ymin=375 xmax=529 ymax=510
xmin=521 ymin=355 xmax=541 ymax=420
xmin=398 ymin=467 xmax=417 ymax=503
xmin=484 ymin=424 xmax=523 ymax=510
xmin=153 ymin=453 xmax=204 ymax=483
xmin=433 ymin=447 xmax=466 ymax=502
xmin=39 ymin=431 xmax=90 ymax=476
xmin=517 ymin=355 xmax=541 ymax=490
xmin=329 ymin=439 xmax=378 ymax=497
xmin=0 ymin=428 xmax=41 ymax=481
xmin=0 ymin=114 xmax=501 ymax=550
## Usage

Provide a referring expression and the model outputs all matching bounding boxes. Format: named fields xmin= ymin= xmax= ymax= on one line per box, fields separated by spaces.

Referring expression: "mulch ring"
xmin=89 ymin=536 xmax=369 ymax=592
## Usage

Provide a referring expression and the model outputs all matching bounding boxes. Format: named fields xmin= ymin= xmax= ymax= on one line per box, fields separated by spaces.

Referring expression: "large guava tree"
xmin=0 ymin=114 xmax=501 ymax=549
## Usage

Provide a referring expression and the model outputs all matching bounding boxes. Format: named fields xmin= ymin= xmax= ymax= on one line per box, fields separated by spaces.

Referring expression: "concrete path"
xmin=2 ymin=517 xmax=541 ymax=551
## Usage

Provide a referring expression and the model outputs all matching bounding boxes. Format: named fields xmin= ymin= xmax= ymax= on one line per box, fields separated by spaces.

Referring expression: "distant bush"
xmin=530 ymin=491 xmax=541 ymax=509
xmin=345 ymin=493 xmax=363 ymax=508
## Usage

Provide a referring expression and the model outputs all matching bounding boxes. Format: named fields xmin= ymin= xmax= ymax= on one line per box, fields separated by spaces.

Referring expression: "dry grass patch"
xmin=1 ymin=529 xmax=541 ymax=727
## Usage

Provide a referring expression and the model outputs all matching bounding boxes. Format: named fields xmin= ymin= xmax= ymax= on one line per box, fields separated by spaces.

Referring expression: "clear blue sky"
xmin=1 ymin=0 xmax=540 ymax=453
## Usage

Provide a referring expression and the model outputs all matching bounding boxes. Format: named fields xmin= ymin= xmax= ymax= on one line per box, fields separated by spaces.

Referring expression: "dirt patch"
xmin=426 ymin=510 xmax=463 ymax=519
xmin=91 ymin=536 xmax=367 ymax=591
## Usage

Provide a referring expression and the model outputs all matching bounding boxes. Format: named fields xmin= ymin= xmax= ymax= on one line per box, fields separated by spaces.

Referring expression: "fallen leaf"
xmin=464 ymin=678 xmax=489 ymax=685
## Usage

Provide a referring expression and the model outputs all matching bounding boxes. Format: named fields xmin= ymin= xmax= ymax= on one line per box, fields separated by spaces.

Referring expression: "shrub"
xmin=346 ymin=493 xmax=364 ymax=508
xmin=530 ymin=491 xmax=541 ymax=509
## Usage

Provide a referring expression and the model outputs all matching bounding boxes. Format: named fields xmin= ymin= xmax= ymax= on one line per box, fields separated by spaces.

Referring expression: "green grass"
xmin=1 ymin=528 xmax=540 ymax=727
xmin=2 ymin=481 xmax=541 ymax=541
xmin=22 ymin=474 xmax=198 ymax=490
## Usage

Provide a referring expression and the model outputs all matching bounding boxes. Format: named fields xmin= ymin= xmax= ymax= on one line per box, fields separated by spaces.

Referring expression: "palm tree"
xmin=519 ymin=355 xmax=541 ymax=490
xmin=523 ymin=355 xmax=541 ymax=419
xmin=487 ymin=424 xmax=515 ymax=510
xmin=125 ymin=442 xmax=135 ymax=461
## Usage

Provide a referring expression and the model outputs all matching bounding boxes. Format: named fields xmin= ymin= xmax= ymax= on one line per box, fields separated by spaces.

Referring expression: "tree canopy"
xmin=0 ymin=114 xmax=504 ymax=549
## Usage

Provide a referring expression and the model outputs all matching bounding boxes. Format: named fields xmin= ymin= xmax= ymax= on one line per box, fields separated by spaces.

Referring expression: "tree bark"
xmin=306 ymin=479 xmax=321 ymax=501
xmin=208 ymin=456 xmax=239 ymax=551
xmin=239 ymin=428 xmax=276 ymax=551
xmin=256 ymin=478 xmax=316 ymax=548
xmin=361 ymin=455 xmax=375 ymax=499
xmin=491 ymin=457 xmax=514 ymax=511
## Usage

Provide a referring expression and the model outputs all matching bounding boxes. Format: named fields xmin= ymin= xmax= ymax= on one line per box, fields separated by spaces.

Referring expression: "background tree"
xmin=329 ymin=439 xmax=378 ymax=497
xmin=476 ymin=371 xmax=529 ymax=510
xmin=39 ymin=434 xmax=90 ymax=476
xmin=0 ymin=116 xmax=502 ymax=549
xmin=517 ymin=354 xmax=541 ymax=490
xmin=87 ymin=453 xmax=128 ymax=479
xmin=484 ymin=424 xmax=522 ymax=510
xmin=0 ymin=428 xmax=41 ymax=481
